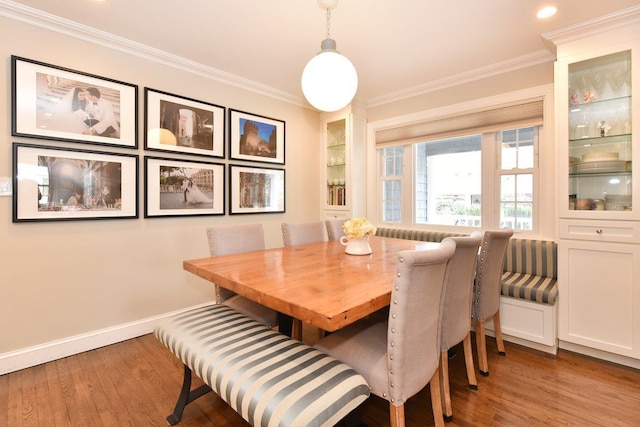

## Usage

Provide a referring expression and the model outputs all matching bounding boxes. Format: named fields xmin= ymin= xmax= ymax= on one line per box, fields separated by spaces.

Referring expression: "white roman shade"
xmin=376 ymin=100 xmax=544 ymax=147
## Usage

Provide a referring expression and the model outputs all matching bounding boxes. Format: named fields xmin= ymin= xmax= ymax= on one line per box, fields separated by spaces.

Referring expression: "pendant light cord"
xmin=326 ymin=7 xmax=331 ymax=39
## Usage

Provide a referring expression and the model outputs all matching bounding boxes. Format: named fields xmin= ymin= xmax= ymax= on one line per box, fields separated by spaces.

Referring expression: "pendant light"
xmin=301 ymin=0 xmax=358 ymax=112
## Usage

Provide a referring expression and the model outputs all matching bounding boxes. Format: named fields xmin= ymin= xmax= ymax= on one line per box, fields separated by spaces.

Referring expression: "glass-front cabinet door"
xmin=559 ymin=45 xmax=638 ymax=220
xmin=326 ymin=118 xmax=347 ymax=209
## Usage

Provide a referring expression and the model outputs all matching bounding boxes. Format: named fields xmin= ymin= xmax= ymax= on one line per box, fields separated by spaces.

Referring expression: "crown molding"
xmin=0 ymin=0 xmax=306 ymax=107
xmin=366 ymin=50 xmax=555 ymax=108
xmin=542 ymin=5 xmax=640 ymax=48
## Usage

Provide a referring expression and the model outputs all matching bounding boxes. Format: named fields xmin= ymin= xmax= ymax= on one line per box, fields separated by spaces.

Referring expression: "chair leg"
xmin=493 ymin=311 xmax=506 ymax=356
xmin=439 ymin=352 xmax=453 ymax=421
xmin=462 ymin=333 xmax=478 ymax=390
xmin=430 ymin=368 xmax=445 ymax=427
xmin=476 ymin=320 xmax=489 ymax=376
xmin=389 ymin=402 xmax=405 ymax=427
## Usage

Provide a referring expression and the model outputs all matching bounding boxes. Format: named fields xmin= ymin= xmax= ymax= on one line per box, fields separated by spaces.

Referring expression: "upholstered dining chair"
xmin=325 ymin=218 xmax=346 ymax=241
xmin=472 ymin=229 xmax=514 ymax=376
xmin=206 ymin=224 xmax=279 ymax=329
xmin=438 ymin=232 xmax=483 ymax=421
xmin=281 ymin=220 xmax=328 ymax=246
xmin=314 ymin=239 xmax=456 ymax=427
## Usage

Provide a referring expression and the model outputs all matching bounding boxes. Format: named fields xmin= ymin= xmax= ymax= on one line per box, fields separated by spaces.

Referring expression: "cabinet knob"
xmin=596 ymin=229 xmax=603 ymax=234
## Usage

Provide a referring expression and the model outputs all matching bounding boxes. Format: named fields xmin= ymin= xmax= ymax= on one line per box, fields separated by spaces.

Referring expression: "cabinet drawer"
xmin=558 ymin=219 xmax=640 ymax=243
xmin=325 ymin=210 xmax=350 ymax=219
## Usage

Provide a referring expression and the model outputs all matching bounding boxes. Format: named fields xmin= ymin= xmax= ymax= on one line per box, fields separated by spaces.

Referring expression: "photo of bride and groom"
xmin=159 ymin=166 xmax=214 ymax=209
xmin=36 ymin=73 xmax=121 ymax=138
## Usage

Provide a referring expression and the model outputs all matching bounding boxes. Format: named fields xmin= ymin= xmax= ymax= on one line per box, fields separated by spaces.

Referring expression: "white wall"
xmin=0 ymin=15 xmax=322 ymax=372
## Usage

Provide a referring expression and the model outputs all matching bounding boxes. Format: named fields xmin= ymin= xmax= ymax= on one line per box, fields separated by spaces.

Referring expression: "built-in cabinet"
xmin=549 ymin=16 xmax=640 ymax=364
xmin=322 ymin=106 xmax=366 ymax=219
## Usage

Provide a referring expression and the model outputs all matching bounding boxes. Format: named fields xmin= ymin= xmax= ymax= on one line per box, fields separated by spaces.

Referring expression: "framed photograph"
xmin=229 ymin=109 xmax=285 ymax=164
xmin=229 ymin=165 xmax=285 ymax=214
xmin=144 ymin=88 xmax=225 ymax=158
xmin=12 ymin=143 xmax=138 ymax=222
xmin=144 ymin=157 xmax=225 ymax=218
xmin=11 ymin=56 xmax=138 ymax=148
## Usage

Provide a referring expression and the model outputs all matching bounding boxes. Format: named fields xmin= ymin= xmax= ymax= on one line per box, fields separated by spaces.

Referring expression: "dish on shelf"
xmin=575 ymin=160 xmax=626 ymax=173
xmin=604 ymin=194 xmax=632 ymax=211
xmin=582 ymin=152 xmax=619 ymax=162
xmin=576 ymin=198 xmax=593 ymax=210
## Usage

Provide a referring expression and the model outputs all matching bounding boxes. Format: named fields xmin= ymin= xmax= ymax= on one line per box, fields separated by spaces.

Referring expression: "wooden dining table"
xmin=183 ymin=235 xmax=439 ymax=339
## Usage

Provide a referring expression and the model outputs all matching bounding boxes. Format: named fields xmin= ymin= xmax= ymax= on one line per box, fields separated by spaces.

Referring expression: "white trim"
xmin=559 ymin=341 xmax=640 ymax=370
xmin=542 ymin=5 xmax=640 ymax=50
xmin=0 ymin=303 xmax=216 ymax=375
xmin=0 ymin=0 xmax=303 ymax=106
xmin=366 ymin=84 xmax=555 ymax=238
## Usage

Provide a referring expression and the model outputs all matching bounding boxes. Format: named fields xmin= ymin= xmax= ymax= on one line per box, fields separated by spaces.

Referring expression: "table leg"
xmin=292 ymin=319 xmax=303 ymax=341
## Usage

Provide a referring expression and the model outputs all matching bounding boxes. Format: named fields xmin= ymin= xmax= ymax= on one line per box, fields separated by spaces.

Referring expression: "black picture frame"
xmin=11 ymin=56 xmax=138 ymax=148
xmin=229 ymin=109 xmax=285 ymax=164
xmin=13 ymin=142 xmax=139 ymax=222
xmin=229 ymin=164 xmax=285 ymax=214
xmin=144 ymin=88 xmax=225 ymax=158
xmin=144 ymin=156 xmax=225 ymax=218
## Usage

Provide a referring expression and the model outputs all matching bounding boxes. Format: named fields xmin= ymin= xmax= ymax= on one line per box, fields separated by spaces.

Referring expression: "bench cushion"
xmin=503 ymin=238 xmax=557 ymax=279
xmin=375 ymin=228 xmax=466 ymax=242
xmin=501 ymin=272 xmax=558 ymax=304
xmin=154 ymin=304 xmax=370 ymax=427
xmin=501 ymin=238 xmax=558 ymax=305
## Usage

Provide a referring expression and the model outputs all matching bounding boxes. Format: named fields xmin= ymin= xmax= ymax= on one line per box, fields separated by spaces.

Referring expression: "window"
xmin=377 ymin=125 xmax=539 ymax=232
xmin=415 ymin=135 xmax=482 ymax=227
xmin=380 ymin=146 xmax=403 ymax=222
xmin=498 ymin=127 xmax=536 ymax=230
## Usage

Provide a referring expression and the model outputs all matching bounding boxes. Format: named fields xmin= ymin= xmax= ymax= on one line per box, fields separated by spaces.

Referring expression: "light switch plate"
xmin=0 ymin=177 xmax=12 ymax=196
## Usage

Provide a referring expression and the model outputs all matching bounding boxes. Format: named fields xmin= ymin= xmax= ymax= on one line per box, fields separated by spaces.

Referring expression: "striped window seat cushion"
xmin=154 ymin=304 xmax=370 ymax=427
xmin=501 ymin=271 xmax=558 ymax=304
xmin=501 ymin=238 xmax=558 ymax=305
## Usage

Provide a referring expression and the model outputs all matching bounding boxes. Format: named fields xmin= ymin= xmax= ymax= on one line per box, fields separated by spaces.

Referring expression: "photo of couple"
xmin=36 ymin=73 xmax=121 ymax=138
xmin=158 ymin=166 xmax=214 ymax=209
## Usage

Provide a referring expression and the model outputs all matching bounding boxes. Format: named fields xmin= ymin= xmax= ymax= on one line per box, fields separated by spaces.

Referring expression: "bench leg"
xmin=166 ymin=364 xmax=212 ymax=425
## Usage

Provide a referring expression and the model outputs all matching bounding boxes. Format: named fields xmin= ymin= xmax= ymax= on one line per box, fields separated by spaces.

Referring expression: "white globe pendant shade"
xmin=301 ymin=38 xmax=358 ymax=112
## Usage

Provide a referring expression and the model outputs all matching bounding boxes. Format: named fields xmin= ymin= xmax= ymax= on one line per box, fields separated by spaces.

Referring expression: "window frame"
xmin=367 ymin=85 xmax=555 ymax=238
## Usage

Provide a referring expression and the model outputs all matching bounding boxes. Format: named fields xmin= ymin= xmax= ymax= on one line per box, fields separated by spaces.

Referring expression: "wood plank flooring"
xmin=1 ymin=329 xmax=639 ymax=426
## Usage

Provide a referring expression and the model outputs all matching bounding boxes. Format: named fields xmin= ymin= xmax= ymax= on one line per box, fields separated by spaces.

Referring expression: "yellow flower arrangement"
xmin=342 ymin=217 xmax=376 ymax=239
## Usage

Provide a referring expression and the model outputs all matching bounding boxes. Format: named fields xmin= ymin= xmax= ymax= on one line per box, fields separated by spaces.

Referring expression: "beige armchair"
xmin=314 ymin=240 xmax=456 ymax=427
xmin=472 ymin=229 xmax=514 ymax=376
xmin=325 ymin=218 xmax=346 ymax=241
xmin=438 ymin=232 xmax=483 ymax=421
xmin=206 ymin=224 xmax=278 ymax=328
xmin=281 ymin=221 xmax=328 ymax=246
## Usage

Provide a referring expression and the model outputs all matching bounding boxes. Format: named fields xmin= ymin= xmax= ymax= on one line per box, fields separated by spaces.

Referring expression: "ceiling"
xmin=3 ymin=0 xmax=640 ymax=108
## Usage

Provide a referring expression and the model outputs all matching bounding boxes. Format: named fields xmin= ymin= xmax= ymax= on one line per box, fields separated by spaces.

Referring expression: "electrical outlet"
xmin=0 ymin=177 xmax=12 ymax=196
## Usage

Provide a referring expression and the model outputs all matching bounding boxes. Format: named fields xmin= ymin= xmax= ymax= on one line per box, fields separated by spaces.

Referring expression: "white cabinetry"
xmin=548 ymin=15 xmax=640 ymax=365
xmin=322 ymin=106 xmax=366 ymax=219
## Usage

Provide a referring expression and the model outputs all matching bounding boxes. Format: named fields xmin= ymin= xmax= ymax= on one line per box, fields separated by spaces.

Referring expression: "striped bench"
xmin=375 ymin=227 xmax=467 ymax=243
xmin=154 ymin=304 xmax=370 ymax=427
xmin=501 ymin=238 xmax=557 ymax=305
xmin=374 ymin=228 xmax=559 ymax=352
xmin=376 ymin=229 xmax=557 ymax=305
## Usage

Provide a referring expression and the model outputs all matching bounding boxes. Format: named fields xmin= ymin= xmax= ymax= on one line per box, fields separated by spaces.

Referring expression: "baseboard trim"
xmin=484 ymin=329 xmax=558 ymax=355
xmin=0 ymin=303 xmax=216 ymax=375
xmin=559 ymin=340 xmax=640 ymax=370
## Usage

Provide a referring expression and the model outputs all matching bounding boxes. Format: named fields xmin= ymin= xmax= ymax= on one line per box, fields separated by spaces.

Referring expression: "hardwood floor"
xmin=1 ymin=330 xmax=639 ymax=426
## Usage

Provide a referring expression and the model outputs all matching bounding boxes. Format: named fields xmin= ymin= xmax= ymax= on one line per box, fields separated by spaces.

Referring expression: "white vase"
xmin=340 ymin=235 xmax=373 ymax=255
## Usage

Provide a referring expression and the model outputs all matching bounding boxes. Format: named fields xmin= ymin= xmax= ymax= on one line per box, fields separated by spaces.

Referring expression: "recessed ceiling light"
xmin=537 ymin=6 xmax=557 ymax=19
